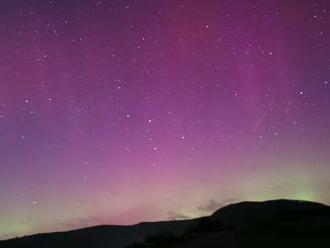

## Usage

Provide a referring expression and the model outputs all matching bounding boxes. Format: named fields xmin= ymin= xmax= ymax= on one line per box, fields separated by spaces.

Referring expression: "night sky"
xmin=1 ymin=0 xmax=330 ymax=240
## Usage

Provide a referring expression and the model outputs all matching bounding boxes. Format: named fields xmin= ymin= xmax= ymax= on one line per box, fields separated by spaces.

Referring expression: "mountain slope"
xmin=0 ymin=219 xmax=199 ymax=248
xmin=1 ymin=199 xmax=329 ymax=248
xmin=211 ymin=199 xmax=328 ymax=229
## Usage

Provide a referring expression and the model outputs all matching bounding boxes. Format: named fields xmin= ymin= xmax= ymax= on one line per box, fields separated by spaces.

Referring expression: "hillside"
xmin=1 ymin=199 xmax=329 ymax=248
xmin=0 ymin=219 xmax=199 ymax=248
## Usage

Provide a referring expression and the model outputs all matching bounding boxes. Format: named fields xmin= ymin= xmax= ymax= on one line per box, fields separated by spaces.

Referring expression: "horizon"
xmin=1 ymin=198 xmax=328 ymax=241
xmin=1 ymin=0 xmax=330 ymax=240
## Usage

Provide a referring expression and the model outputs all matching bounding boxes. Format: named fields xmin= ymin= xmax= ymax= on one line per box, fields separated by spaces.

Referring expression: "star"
xmin=0 ymin=0 xmax=330 ymax=240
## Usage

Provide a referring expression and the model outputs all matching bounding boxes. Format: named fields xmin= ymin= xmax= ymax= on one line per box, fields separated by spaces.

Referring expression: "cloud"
xmin=198 ymin=198 xmax=237 ymax=214
xmin=167 ymin=211 xmax=190 ymax=221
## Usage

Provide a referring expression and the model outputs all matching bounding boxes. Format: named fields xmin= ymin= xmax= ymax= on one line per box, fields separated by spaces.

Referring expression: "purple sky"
xmin=0 ymin=0 xmax=330 ymax=239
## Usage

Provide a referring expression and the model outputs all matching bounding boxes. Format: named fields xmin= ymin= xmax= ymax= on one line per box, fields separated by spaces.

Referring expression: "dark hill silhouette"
xmin=211 ymin=199 xmax=327 ymax=229
xmin=1 ymin=199 xmax=330 ymax=248
xmin=0 ymin=219 xmax=199 ymax=248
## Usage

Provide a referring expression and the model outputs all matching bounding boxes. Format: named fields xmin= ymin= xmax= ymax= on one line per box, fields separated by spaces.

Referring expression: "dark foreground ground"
xmin=1 ymin=199 xmax=330 ymax=248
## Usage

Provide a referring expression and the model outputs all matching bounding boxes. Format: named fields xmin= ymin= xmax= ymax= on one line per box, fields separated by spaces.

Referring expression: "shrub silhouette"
xmin=197 ymin=217 xmax=217 ymax=232
xmin=127 ymin=217 xmax=225 ymax=247
xmin=185 ymin=217 xmax=222 ymax=234
xmin=127 ymin=231 xmax=180 ymax=248
xmin=127 ymin=243 xmax=148 ymax=248
xmin=145 ymin=231 xmax=179 ymax=245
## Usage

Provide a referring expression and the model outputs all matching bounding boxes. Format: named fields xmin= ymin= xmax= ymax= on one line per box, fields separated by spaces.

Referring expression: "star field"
xmin=0 ymin=0 xmax=330 ymax=239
